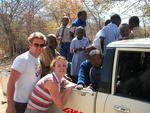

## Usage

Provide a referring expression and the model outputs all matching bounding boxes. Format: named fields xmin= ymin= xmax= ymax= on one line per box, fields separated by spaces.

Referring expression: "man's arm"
xmin=69 ymin=31 xmax=74 ymax=40
xmin=6 ymin=69 xmax=21 ymax=113
xmin=69 ymin=26 xmax=76 ymax=40
xmin=76 ymin=62 xmax=88 ymax=90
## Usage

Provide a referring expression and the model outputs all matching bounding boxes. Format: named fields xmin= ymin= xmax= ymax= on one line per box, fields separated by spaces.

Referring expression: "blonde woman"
xmin=25 ymin=56 xmax=76 ymax=113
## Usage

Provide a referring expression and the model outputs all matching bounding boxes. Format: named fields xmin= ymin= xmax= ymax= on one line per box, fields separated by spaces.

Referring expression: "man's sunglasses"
xmin=33 ymin=43 xmax=45 ymax=48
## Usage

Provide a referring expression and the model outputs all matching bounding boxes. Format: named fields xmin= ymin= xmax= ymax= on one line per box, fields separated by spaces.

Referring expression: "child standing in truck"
xmin=70 ymin=26 xmax=89 ymax=83
xmin=56 ymin=16 xmax=72 ymax=62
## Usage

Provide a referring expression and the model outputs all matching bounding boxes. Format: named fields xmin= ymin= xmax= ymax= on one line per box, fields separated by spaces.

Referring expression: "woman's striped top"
xmin=28 ymin=73 xmax=61 ymax=111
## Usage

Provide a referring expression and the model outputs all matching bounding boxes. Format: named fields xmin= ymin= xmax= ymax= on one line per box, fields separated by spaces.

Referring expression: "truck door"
xmin=48 ymin=89 xmax=97 ymax=113
xmin=63 ymin=89 xmax=96 ymax=113
xmin=105 ymin=95 xmax=150 ymax=113
xmin=96 ymin=49 xmax=115 ymax=113
xmin=104 ymin=49 xmax=150 ymax=113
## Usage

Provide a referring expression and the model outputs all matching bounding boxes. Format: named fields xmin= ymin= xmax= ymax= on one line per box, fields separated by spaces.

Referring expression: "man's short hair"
xmin=77 ymin=10 xmax=87 ymax=18
xmin=119 ymin=23 xmax=129 ymax=28
xmin=111 ymin=14 xmax=121 ymax=23
xmin=89 ymin=49 xmax=102 ymax=58
xmin=61 ymin=16 xmax=69 ymax=21
xmin=105 ymin=19 xmax=111 ymax=26
xmin=76 ymin=26 xmax=84 ymax=31
xmin=27 ymin=32 xmax=47 ymax=44
xmin=129 ymin=16 xmax=139 ymax=27
xmin=47 ymin=34 xmax=56 ymax=39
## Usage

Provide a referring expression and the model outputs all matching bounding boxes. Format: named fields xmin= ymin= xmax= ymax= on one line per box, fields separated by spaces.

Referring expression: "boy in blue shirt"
xmin=76 ymin=49 xmax=102 ymax=90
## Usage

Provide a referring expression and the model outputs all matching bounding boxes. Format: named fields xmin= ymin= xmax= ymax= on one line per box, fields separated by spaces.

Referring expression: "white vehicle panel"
xmin=96 ymin=92 xmax=109 ymax=113
xmin=105 ymin=95 xmax=150 ymax=113
xmin=48 ymin=89 xmax=96 ymax=113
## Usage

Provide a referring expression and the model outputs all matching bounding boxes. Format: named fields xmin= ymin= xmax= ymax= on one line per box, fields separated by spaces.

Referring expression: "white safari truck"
xmin=49 ymin=38 xmax=150 ymax=113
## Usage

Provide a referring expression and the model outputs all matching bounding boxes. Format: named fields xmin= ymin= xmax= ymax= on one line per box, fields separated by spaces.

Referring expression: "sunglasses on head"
xmin=33 ymin=43 xmax=45 ymax=48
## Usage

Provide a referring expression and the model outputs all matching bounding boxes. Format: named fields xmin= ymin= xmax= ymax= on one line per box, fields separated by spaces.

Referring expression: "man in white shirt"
xmin=92 ymin=19 xmax=111 ymax=52
xmin=6 ymin=32 xmax=47 ymax=113
xmin=99 ymin=14 xmax=121 ymax=55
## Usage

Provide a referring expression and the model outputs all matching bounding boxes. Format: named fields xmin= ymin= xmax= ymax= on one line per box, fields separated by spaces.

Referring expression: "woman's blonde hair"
xmin=50 ymin=56 xmax=68 ymax=69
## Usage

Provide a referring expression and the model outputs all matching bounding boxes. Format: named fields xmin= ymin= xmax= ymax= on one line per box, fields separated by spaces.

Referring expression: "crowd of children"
xmin=54 ymin=13 xmax=149 ymax=88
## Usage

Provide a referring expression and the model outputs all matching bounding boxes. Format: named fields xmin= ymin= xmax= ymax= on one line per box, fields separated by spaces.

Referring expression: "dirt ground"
xmin=0 ymin=79 xmax=7 ymax=113
xmin=0 ymin=60 xmax=11 ymax=113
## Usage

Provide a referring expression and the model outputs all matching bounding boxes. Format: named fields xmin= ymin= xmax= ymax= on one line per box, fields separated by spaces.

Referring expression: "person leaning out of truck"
xmin=88 ymin=49 xmax=103 ymax=91
xmin=76 ymin=49 xmax=102 ymax=90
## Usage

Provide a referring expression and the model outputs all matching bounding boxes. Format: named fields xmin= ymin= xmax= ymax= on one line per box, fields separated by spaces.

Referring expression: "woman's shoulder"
xmin=43 ymin=73 xmax=59 ymax=90
xmin=42 ymin=73 xmax=54 ymax=83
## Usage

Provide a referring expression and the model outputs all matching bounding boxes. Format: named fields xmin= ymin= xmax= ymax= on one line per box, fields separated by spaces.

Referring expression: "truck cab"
xmin=49 ymin=38 xmax=150 ymax=113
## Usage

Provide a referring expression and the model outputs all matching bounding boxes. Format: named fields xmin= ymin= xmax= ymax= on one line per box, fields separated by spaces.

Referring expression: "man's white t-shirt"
xmin=11 ymin=51 xmax=41 ymax=103
xmin=92 ymin=29 xmax=103 ymax=53
xmin=99 ymin=23 xmax=120 ymax=55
